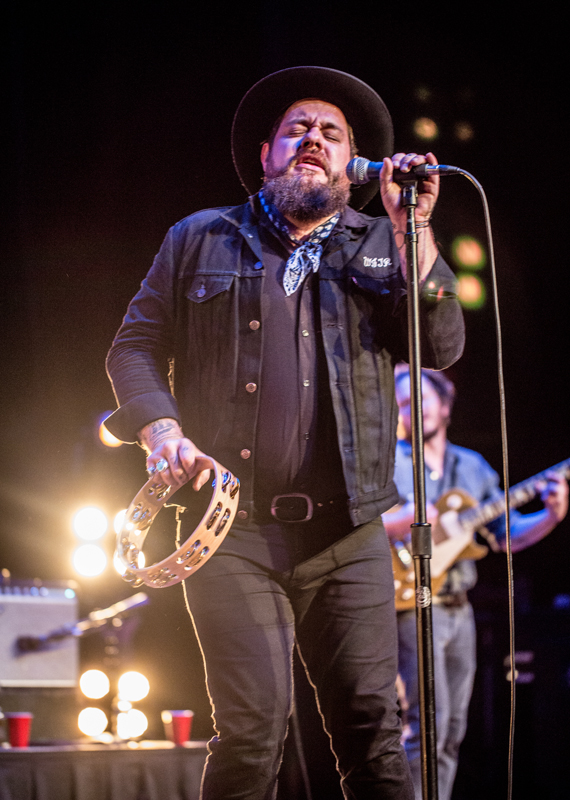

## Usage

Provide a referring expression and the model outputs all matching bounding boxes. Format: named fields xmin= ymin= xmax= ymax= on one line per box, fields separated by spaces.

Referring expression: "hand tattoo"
xmin=145 ymin=419 xmax=182 ymax=450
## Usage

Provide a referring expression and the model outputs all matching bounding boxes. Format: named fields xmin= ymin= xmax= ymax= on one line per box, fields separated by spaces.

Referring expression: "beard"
xmin=262 ymin=154 xmax=351 ymax=224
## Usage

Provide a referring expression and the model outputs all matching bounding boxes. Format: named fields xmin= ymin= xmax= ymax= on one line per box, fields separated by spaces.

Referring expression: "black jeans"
xmin=183 ymin=515 xmax=413 ymax=800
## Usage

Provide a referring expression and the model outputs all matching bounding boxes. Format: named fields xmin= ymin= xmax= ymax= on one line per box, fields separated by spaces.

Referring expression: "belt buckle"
xmin=270 ymin=493 xmax=313 ymax=523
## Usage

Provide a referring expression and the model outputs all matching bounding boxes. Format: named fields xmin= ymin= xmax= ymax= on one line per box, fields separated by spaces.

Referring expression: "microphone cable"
xmin=441 ymin=167 xmax=516 ymax=800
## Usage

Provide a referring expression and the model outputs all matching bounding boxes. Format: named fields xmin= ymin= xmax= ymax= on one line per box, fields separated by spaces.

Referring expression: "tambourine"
xmin=115 ymin=457 xmax=240 ymax=589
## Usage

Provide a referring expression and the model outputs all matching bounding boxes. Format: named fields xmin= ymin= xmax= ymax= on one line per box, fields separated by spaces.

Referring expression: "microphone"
xmin=347 ymin=156 xmax=461 ymax=185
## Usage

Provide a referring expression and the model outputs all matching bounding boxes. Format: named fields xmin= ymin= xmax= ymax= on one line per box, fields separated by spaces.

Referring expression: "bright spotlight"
xmin=457 ymin=273 xmax=486 ymax=309
xmin=116 ymin=709 xmax=148 ymax=740
xmin=78 ymin=707 xmax=108 ymax=737
xmin=413 ymin=117 xmax=439 ymax=141
xmin=113 ymin=548 xmax=145 ymax=576
xmin=73 ymin=544 xmax=108 ymax=577
xmin=113 ymin=551 xmax=128 ymax=576
xmin=80 ymin=669 xmax=110 ymax=700
xmin=118 ymin=671 xmax=150 ymax=702
xmin=452 ymin=235 xmax=486 ymax=269
xmin=113 ymin=509 xmax=128 ymax=534
xmin=73 ymin=507 xmax=108 ymax=541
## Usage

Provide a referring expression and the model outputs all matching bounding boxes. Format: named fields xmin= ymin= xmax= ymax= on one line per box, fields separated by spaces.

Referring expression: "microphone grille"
xmin=346 ymin=157 xmax=370 ymax=185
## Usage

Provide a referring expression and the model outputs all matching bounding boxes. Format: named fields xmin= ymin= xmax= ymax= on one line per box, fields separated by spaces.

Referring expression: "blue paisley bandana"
xmin=259 ymin=190 xmax=340 ymax=296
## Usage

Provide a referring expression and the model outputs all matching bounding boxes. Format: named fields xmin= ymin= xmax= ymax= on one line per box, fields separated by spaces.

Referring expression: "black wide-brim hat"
xmin=231 ymin=66 xmax=394 ymax=211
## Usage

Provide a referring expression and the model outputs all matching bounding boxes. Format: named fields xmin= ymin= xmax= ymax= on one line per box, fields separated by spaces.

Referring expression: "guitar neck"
xmin=460 ymin=457 xmax=570 ymax=530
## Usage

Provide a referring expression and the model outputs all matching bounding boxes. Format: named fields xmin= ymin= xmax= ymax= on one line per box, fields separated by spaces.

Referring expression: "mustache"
xmin=289 ymin=150 xmax=331 ymax=178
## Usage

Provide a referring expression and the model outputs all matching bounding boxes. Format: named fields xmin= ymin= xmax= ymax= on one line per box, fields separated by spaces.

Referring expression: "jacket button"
xmin=240 ymin=449 xmax=251 ymax=459
xmin=245 ymin=383 xmax=257 ymax=393
xmin=237 ymin=510 xmax=249 ymax=520
xmin=249 ymin=320 xmax=261 ymax=330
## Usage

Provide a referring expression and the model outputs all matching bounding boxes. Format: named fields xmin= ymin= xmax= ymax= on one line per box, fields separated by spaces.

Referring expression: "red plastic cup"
xmin=5 ymin=712 xmax=33 ymax=748
xmin=161 ymin=710 xmax=193 ymax=745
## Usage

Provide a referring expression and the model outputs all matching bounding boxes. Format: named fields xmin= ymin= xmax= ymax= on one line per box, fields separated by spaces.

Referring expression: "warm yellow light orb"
xmin=116 ymin=709 xmax=148 ymax=740
xmin=72 ymin=544 xmax=108 ymax=577
xmin=454 ymin=121 xmax=474 ymax=142
xmin=78 ymin=707 xmax=108 ymax=737
xmin=113 ymin=509 xmax=128 ymax=534
xmin=80 ymin=669 xmax=110 ymax=700
xmin=118 ymin=671 xmax=150 ymax=702
xmin=73 ymin=507 xmax=108 ymax=541
xmin=413 ymin=117 xmax=439 ymax=141
xmin=113 ymin=548 xmax=145 ymax=576
xmin=457 ymin=274 xmax=486 ymax=309
xmin=452 ymin=236 xmax=486 ymax=270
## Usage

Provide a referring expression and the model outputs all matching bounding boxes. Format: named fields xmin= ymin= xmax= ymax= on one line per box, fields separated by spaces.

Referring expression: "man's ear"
xmin=260 ymin=142 xmax=269 ymax=173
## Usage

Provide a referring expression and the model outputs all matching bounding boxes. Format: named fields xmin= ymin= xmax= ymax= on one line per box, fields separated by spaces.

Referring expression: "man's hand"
xmin=538 ymin=472 xmax=569 ymax=524
xmin=383 ymin=500 xmax=439 ymax=542
xmin=507 ymin=471 xmax=568 ymax=553
xmin=380 ymin=151 xmax=440 ymax=226
xmin=380 ymin=152 xmax=440 ymax=281
xmin=138 ymin=418 xmax=211 ymax=491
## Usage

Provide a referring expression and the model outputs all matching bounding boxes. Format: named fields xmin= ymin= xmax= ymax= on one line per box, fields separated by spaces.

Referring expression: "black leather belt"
xmin=269 ymin=492 xmax=347 ymax=523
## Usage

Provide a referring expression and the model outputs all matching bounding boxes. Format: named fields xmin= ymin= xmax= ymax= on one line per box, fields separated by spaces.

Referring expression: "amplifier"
xmin=0 ymin=582 xmax=79 ymax=688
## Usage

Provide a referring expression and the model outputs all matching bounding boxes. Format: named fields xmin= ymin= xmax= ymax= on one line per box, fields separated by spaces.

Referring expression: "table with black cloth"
xmin=0 ymin=740 xmax=208 ymax=800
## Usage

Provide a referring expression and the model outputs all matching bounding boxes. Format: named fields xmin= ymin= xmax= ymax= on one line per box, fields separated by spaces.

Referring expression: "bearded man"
xmin=384 ymin=366 xmax=568 ymax=800
xmin=105 ymin=67 xmax=465 ymax=799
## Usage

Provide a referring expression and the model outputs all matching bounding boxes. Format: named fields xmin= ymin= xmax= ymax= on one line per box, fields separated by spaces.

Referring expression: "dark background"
xmin=1 ymin=4 xmax=568 ymax=798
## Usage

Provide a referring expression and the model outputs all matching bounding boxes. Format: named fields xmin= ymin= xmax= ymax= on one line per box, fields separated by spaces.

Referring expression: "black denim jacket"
xmin=106 ymin=198 xmax=464 ymax=527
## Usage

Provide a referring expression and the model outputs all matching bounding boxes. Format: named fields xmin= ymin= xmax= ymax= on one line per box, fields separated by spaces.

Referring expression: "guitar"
xmin=391 ymin=457 xmax=570 ymax=611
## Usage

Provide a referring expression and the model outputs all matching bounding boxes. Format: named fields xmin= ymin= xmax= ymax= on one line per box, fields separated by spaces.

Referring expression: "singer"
xmin=105 ymin=66 xmax=465 ymax=799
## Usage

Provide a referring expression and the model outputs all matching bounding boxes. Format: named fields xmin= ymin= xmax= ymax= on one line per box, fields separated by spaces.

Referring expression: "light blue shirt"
xmin=393 ymin=439 xmax=515 ymax=594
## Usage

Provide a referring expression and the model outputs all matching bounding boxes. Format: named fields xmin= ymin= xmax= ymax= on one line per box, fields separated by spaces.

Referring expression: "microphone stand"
xmin=401 ymin=179 xmax=438 ymax=800
xmin=16 ymin=592 xmax=150 ymax=652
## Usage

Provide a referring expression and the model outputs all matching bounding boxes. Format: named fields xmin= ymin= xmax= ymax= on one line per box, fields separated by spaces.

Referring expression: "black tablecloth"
xmin=0 ymin=740 xmax=207 ymax=800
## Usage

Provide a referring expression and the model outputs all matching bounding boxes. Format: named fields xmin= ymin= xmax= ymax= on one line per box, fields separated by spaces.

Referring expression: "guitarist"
xmin=383 ymin=366 xmax=568 ymax=800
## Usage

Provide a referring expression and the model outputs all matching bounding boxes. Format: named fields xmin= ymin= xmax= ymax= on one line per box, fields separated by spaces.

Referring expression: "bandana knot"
xmin=259 ymin=191 xmax=340 ymax=296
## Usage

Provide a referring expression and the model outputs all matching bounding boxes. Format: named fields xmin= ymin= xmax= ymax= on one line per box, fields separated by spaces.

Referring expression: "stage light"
xmin=452 ymin=235 xmax=486 ymax=270
xmin=113 ymin=548 xmax=145 ymax=576
xmin=113 ymin=551 xmax=127 ymax=576
xmin=80 ymin=669 xmax=111 ymax=700
xmin=413 ymin=117 xmax=438 ymax=141
xmin=456 ymin=274 xmax=486 ymax=309
xmin=454 ymin=121 xmax=474 ymax=142
xmin=72 ymin=544 xmax=108 ymax=577
xmin=113 ymin=509 xmax=128 ymax=534
xmin=98 ymin=413 xmax=123 ymax=448
xmin=118 ymin=671 xmax=150 ymax=702
xmin=414 ymin=85 xmax=432 ymax=102
xmin=116 ymin=708 xmax=148 ymax=740
xmin=78 ymin=707 xmax=109 ymax=737
xmin=73 ymin=507 xmax=108 ymax=541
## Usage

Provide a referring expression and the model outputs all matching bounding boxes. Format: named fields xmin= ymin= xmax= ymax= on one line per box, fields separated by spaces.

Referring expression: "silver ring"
xmin=146 ymin=464 xmax=156 ymax=476
xmin=156 ymin=458 xmax=168 ymax=473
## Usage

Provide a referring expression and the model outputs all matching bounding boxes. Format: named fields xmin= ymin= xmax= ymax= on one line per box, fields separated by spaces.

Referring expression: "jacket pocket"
xmin=186 ymin=273 xmax=235 ymax=304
